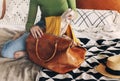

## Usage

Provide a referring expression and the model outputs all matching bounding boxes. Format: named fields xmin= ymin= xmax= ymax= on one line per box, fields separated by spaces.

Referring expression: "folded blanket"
xmin=0 ymin=57 xmax=40 ymax=81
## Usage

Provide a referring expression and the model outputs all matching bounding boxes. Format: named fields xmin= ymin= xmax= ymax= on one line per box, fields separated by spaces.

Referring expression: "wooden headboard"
xmin=76 ymin=0 xmax=120 ymax=12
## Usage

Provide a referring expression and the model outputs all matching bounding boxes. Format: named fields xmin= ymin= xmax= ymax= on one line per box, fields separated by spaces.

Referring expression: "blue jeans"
xmin=1 ymin=33 xmax=29 ymax=58
xmin=1 ymin=20 xmax=45 ymax=58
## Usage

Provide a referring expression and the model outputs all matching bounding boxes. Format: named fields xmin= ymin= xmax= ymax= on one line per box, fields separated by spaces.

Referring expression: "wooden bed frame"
xmin=76 ymin=0 xmax=120 ymax=12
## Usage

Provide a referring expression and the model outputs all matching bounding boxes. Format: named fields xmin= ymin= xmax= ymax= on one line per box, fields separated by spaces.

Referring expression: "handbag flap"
xmin=36 ymin=35 xmax=56 ymax=61
xmin=36 ymin=34 xmax=72 ymax=61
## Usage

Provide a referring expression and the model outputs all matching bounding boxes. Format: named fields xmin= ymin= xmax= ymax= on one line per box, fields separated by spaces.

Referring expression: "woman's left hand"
xmin=30 ymin=25 xmax=43 ymax=38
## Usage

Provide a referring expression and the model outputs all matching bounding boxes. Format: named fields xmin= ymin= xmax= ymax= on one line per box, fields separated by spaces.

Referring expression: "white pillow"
xmin=0 ymin=0 xmax=41 ymax=31
xmin=71 ymin=9 xmax=120 ymax=43
xmin=72 ymin=9 xmax=118 ymax=31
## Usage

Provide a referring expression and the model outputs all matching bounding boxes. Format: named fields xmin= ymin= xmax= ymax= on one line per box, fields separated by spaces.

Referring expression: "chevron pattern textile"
xmin=36 ymin=38 xmax=120 ymax=81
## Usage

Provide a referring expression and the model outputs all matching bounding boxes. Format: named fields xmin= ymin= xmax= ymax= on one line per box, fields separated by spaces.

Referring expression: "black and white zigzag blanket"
xmin=35 ymin=38 xmax=120 ymax=81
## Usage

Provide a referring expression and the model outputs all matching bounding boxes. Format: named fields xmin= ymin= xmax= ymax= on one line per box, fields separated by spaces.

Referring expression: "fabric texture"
xmin=45 ymin=16 xmax=80 ymax=44
xmin=36 ymin=37 xmax=120 ymax=81
xmin=0 ymin=0 xmax=41 ymax=31
xmin=26 ymin=0 xmax=76 ymax=31
xmin=0 ymin=28 xmax=23 ymax=52
xmin=0 ymin=57 xmax=40 ymax=81
xmin=72 ymin=9 xmax=118 ymax=31
xmin=45 ymin=16 xmax=61 ymax=36
xmin=71 ymin=10 xmax=120 ymax=44
xmin=35 ymin=8 xmax=120 ymax=81
xmin=1 ymin=33 xmax=29 ymax=58
xmin=0 ymin=28 xmax=40 ymax=81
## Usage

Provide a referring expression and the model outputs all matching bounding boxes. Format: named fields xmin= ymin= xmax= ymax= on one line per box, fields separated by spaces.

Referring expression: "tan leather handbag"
xmin=26 ymin=33 xmax=86 ymax=74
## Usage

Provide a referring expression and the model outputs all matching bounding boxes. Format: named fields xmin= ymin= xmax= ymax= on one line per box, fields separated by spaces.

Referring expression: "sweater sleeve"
xmin=67 ymin=0 xmax=76 ymax=11
xmin=26 ymin=0 xmax=38 ymax=32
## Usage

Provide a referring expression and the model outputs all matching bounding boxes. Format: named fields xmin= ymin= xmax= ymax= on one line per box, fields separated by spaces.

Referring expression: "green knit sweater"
xmin=26 ymin=0 xmax=76 ymax=31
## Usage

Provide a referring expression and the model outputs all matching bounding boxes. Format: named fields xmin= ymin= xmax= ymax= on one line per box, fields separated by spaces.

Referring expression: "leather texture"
xmin=26 ymin=34 xmax=86 ymax=74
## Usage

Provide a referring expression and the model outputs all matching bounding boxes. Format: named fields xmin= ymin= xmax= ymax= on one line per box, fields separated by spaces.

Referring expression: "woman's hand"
xmin=30 ymin=25 xmax=43 ymax=38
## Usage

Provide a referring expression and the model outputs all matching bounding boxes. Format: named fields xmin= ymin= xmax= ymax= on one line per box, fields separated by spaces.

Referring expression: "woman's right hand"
xmin=30 ymin=25 xmax=43 ymax=38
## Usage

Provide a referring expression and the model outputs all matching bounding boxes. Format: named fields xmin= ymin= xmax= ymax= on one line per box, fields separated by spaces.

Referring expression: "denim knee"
xmin=1 ymin=32 xmax=29 ymax=58
xmin=1 ymin=40 xmax=15 ymax=58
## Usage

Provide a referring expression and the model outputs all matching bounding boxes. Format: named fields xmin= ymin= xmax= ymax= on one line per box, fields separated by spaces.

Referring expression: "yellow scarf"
xmin=45 ymin=16 xmax=80 ymax=44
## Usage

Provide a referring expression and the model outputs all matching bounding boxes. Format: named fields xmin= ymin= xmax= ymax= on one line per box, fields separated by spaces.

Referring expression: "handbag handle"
xmin=35 ymin=39 xmax=58 ymax=62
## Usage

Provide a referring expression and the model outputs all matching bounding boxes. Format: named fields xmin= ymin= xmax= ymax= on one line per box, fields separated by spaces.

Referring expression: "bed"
xmin=36 ymin=9 xmax=120 ymax=81
xmin=35 ymin=0 xmax=120 ymax=81
xmin=0 ymin=0 xmax=40 ymax=81
xmin=0 ymin=0 xmax=120 ymax=81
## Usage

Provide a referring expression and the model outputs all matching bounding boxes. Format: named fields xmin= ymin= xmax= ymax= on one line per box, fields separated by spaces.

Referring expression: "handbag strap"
xmin=35 ymin=39 xmax=58 ymax=62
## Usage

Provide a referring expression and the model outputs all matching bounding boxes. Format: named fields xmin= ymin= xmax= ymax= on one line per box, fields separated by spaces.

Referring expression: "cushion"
xmin=72 ymin=9 xmax=118 ymax=31
xmin=71 ymin=9 xmax=120 ymax=43
xmin=0 ymin=0 xmax=41 ymax=31
xmin=76 ymin=0 xmax=120 ymax=12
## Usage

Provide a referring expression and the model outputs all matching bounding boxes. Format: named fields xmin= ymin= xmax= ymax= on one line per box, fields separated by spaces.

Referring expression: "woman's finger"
xmin=36 ymin=30 xmax=41 ymax=38
xmin=38 ymin=28 xmax=43 ymax=36
xmin=30 ymin=29 xmax=36 ymax=38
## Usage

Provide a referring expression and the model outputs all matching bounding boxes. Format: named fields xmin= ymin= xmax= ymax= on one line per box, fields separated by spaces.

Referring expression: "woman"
xmin=1 ymin=0 xmax=76 ymax=59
